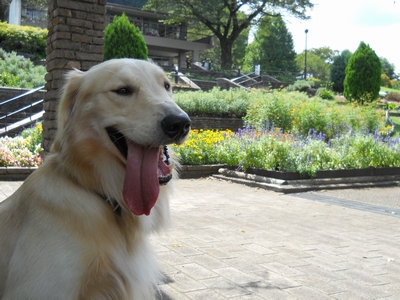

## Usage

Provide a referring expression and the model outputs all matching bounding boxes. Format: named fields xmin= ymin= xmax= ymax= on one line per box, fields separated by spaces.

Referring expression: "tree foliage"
xmin=330 ymin=49 xmax=352 ymax=93
xmin=380 ymin=56 xmax=396 ymax=80
xmin=295 ymin=47 xmax=333 ymax=81
xmin=188 ymin=15 xmax=250 ymax=71
xmin=242 ymin=14 xmax=297 ymax=74
xmin=104 ymin=13 xmax=148 ymax=61
xmin=144 ymin=0 xmax=314 ymax=70
xmin=344 ymin=42 xmax=382 ymax=105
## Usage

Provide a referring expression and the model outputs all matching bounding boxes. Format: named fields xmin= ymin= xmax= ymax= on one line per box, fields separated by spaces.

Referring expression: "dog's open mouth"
xmin=106 ymin=127 xmax=173 ymax=216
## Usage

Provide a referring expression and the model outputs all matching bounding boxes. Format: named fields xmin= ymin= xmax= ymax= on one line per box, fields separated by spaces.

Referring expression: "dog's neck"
xmin=96 ymin=192 xmax=122 ymax=216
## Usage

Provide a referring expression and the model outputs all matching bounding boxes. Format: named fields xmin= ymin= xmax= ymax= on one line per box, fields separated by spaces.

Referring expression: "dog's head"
xmin=52 ymin=59 xmax=190 ymax=217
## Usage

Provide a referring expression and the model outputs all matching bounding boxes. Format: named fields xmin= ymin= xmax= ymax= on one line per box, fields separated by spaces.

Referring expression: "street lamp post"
xmin=304 ymin=29 xmax=308 ymax=80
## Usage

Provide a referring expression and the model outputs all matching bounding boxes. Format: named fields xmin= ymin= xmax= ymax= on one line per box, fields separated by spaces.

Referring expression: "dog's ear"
xmin=51 ymin=69 xmax=84 ymax=152
xmin=57 ymin=69 xmax=85 ymax=131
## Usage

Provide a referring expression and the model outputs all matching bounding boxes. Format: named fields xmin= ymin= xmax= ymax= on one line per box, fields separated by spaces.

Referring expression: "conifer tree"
xmin=344 ymin=42 xmax=381 ymax=105
xmin=104 ymin=13 xmax=148 ymax=61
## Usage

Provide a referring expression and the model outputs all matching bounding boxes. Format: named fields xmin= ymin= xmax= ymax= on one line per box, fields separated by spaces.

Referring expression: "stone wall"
xmin=190 ymin=116 xmax=244 ymax=131
xmin=192 ymin=80 xmax=217 ymax=91
xmin=42 ymin=0 xmax=106 ymax=153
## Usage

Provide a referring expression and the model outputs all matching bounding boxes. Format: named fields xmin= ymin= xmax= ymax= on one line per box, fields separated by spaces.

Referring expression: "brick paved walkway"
xmin=1 ymin=179 xmax=399 ymax=299
xmin=153 ymin=178 xmax=400 ymax=299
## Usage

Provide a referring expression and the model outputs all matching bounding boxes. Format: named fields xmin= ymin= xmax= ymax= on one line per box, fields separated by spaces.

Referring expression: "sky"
xmin=281 ymin=0 xmax=400 ymax=73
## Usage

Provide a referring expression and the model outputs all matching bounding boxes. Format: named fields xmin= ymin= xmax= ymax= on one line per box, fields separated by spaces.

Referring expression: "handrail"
xmin=0 ymin=85 xmax=45 ymax=107
xmin=0 ymin=99 xmax=43 ymax=121
xmin=0 ymin=86 xmax=45 ymax=135
xmin=231 ymin=72 xmax=256 ymax=82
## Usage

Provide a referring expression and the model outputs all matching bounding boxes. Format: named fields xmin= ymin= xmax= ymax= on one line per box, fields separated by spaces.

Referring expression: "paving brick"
xmin=252 ymin=270 xmax=302 ymax=290
xmin=242 ymin=280 xmax=300 ymax=300
xmin=200 ymin=276 xmax=252 ymax=298
xmin=2 ymin=179 xmax=400 ymax=299
xmin=188 ymin=254 xmax=229 ymax=270
xmin=186 ymin=289 xmax=226 ymax=300
xmin=213 ymin=267 xmax=262 ymax=285
xmin=175 ymin=263 xmax=219 ymax=280
xmin=260 ymin=261 xmax=305 ymax=278
xmin=286 ymin=285 xmax=334 ymax=300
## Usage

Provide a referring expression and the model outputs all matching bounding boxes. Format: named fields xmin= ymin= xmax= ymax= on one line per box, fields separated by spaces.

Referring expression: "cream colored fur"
xmin=0 ymin=59 xmax=188 ymax=299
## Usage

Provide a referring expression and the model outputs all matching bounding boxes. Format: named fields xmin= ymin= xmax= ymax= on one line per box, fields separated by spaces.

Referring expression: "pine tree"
xmin=344 ymin=42 xmax=381 ymax=105
xmin=104 ymin=13 xmax=148 ymax=61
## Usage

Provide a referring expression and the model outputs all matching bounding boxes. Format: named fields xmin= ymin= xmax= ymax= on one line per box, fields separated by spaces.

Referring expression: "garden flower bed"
xmin=171 ymin=128 xmax=400 ymax=178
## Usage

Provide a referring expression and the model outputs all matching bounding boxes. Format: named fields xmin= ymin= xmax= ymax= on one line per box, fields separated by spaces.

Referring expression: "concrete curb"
xmin=214 ymin=168 xmax=400 ymax=193
xmin=0 ymin=167 xmax=38 ymax=181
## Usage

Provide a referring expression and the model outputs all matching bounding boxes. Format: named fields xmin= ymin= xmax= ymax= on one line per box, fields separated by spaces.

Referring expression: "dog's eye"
xmin=113 ymin=87 xmax=133 ymax=96
xmin=164 ymin=82 xmax=171 ymax=91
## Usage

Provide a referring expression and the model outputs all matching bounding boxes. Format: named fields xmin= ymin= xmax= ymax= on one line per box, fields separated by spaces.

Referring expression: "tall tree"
xmin=144 ymin=0 xmax=314 ymax=70
xmin=242 ymin=14 xmax=297 ymax=74
xmin=330 ymin=49 xmax=352 ymax=93
xmin=380 ymin=56 xmax=396 ymax=80
xmin=295 ymin=47 xmax=333 ymax=81
xmin=190 ymin=21 xmax=250 ymax=71
xmin=344 ymin=42 xmax=381 ymax=105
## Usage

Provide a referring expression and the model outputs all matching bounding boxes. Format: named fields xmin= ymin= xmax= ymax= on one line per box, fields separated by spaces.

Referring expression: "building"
xmin=8 ymin=0 xmax=215 ymax=69
xmin=105 ymin=3 xmax=215 ymax=69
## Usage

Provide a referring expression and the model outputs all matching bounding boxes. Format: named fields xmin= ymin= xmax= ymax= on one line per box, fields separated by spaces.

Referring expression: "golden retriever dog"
xmin=0 ymin=59 xmax=191 ymax=299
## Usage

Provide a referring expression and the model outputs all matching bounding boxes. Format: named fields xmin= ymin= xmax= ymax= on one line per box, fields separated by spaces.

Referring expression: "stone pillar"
xmin=43 ymin=0 xmax=106 ymax=153
xmin=8 ymin=0 xmax=21 ymax=25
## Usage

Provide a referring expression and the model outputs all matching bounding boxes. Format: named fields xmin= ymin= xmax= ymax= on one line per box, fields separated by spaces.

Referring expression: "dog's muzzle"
xmin=161 ymin=113 xmax=191 ymax=143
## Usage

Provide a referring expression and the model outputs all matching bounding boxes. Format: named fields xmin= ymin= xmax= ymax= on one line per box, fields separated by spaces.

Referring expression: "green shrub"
xmin=393 ymin=80 xmax=400 ymax=90
xmin=316 ymin=88 xmax=335 ymax=100
xmin=0 ymin=49 xmax=46 ymax=88
xmin=344 ymin=42 xmax=381 ymax=105
xmin=286 ymin=80 xmax=314 ymax=93
xmin=173 ymin=87 xmax=250 ymax=117
xmin=104 ymin=13 xmax=148 ymax=60
xmin=245 ymin=90 xmax=298 ymax=132
xmin=0 ymin=22 xmax=47 ymax=59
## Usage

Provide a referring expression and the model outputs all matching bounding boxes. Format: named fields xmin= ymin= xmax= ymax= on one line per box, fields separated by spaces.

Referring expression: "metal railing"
xmin=231 ymin=72 xmax=261 ymax=86
xmin=0 ymin=85 xmax=45 ymax=135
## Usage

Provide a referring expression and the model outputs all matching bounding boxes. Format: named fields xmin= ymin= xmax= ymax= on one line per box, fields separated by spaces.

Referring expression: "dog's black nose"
xmin=161 ymin=113 xmax=191 ymax=141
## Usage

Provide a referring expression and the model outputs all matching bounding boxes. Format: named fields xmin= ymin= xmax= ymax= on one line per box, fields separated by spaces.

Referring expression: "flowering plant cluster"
xmin=0 ymin=123 xmax=43 ymax=167
xmin=172 ymin=127 xmax=400 ymax=177
xmin=244 ymin=90 xmax=384 ymax=139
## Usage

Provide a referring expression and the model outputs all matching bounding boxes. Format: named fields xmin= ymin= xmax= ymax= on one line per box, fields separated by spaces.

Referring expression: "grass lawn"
xmin=391 ymin=115 xmax=400 ymax=137
xmin=381 ymin=86 xmax=400 ymax=94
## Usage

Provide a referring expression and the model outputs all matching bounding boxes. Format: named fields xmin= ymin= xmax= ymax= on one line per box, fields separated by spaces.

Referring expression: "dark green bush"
xmin=104 ymin=13 xmax=148 ymax=60
xmin=344 ymin=42 xmax=381 ymax=105
xmin=0 ymin=22 xmax=47 ymax=60
xmin=316 ymin=87 xmax=335 ymax=100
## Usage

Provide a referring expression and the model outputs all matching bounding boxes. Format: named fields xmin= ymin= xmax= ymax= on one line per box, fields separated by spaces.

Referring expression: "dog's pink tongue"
xmin=123 ymin=142 xmax=160 ymax=216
